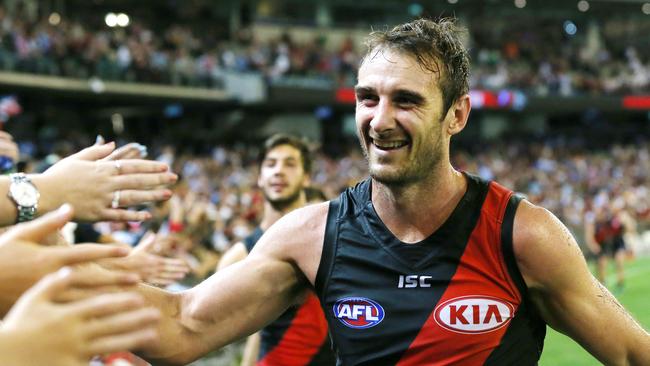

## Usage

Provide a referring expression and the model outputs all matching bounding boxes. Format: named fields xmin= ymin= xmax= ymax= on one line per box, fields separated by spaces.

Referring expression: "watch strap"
xmin=8 ymin=173 xmax=38 ymax=223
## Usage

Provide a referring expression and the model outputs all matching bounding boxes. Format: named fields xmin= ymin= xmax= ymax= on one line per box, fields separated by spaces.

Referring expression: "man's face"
xmin=355 ymin=48 xmax=448 ymax=186
xmin=258 ymin=144 xmax=308 ymax=208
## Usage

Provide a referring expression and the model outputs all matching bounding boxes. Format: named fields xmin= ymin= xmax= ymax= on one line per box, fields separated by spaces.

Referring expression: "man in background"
xmin=217 ymin=134 xmax=334 ymax=366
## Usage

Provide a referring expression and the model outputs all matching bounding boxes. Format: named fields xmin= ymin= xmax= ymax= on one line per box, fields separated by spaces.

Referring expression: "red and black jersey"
xmin=594 ymin=216 xmax=624 ymax=245
xmin=315 ymin=174 xmax=546 ymax=365
xmin=244 ymin=228 xmax=336 ymax=366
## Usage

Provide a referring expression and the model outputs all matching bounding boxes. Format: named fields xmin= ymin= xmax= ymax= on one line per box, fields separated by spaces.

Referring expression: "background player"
xmin=217 ymin=133 xmax=335 ymax=366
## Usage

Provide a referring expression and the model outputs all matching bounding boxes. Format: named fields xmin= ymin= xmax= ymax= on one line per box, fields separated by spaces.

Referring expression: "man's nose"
xmin=369 ymin=99 xmax=397 ymax=134
xmin=272 ymin=163 xmax=287 ymax=175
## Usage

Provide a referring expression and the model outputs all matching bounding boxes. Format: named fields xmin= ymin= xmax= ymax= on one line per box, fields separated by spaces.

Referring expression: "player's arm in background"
xmin=216 ymin=242 xmax=260 ymax=366
xmin=583 ymin=211 xmax=601 ymax=255
xmin=514 ymin=200 xmax=650 ymax=366
xmin=137 ymin=202 xmax=329 ymax=365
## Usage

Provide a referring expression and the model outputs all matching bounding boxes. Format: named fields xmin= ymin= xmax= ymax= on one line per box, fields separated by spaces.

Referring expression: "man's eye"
xmin=395 ymin=97 xmax=416 ymax=106
xmin=358 ymin=94 xmax=378 ymax=102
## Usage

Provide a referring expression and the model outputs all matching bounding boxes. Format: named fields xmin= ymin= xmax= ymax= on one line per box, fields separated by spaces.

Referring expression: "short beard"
xmin=361 ymin=134 xmax=443 ymax=188
xmin=264 ymin=188 xmax=303 ymax=212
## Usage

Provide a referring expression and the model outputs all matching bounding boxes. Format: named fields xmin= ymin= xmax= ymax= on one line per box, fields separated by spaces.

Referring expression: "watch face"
xmin=10 ymin=183 xmax=39 ymax=206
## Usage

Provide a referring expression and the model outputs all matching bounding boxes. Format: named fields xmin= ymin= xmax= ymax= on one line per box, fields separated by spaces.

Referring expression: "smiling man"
xmin=137 ymin=19 xmax=650 ymax=366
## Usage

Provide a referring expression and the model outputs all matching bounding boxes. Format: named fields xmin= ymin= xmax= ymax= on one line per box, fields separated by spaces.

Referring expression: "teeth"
xmin=373 ymin=140 xmax=407 ymax=149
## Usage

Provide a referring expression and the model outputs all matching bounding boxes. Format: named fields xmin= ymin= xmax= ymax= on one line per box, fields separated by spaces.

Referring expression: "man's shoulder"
xmin=249 ymin=201 xmax=330 ymax=285
xmin=512 ymin=199 xmax=584 ymax=290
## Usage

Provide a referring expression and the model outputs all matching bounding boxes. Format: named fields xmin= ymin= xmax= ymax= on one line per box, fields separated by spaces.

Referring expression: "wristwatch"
xmin=7 ymin=173 xmax=39 ymax=223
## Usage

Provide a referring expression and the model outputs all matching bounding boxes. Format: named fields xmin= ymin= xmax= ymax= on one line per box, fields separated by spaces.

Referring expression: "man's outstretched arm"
xmin=137 ymin=202 xmax=329 ymax=365
xmin=514 ymin=200 xmax=650 ymax=366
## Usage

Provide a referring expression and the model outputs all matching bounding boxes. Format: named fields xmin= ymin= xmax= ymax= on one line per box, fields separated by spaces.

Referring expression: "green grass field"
xmin=539 ymin=256 xmax=650 ymax=366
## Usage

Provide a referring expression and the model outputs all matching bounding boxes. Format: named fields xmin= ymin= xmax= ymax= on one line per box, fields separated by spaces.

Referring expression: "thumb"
xmin=5 ymin=204 xmax=74 ymax=243
xmin=16 ymin=267 xmax=75 ymax=304
xmin=67 ymin=142 xmax=115 ymax=161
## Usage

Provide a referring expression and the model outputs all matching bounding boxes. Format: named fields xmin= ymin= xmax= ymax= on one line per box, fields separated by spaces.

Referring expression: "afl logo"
xmin=333 ymin=297 xmax=385 ymax=329
xmin=433 ymin=296 xmax=514 ymax=334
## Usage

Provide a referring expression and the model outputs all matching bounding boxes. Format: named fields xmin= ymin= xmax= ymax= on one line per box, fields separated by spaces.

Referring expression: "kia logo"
xmin=433 ymin=296 xmax=514 ymax=334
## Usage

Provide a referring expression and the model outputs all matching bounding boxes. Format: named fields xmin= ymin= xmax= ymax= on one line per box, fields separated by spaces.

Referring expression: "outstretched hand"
xmin=38 ymin=143 xmax=177 ymax=222
xmin=0 ymin=266 xmax=160 ymax=366
xmin=0 ymin=205 xmax=131 ymax=315
xmin=99 ymin=232 xmax=190 ymax=286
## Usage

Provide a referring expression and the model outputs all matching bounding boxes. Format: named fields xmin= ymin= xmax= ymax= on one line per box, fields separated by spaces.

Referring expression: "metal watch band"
xmin=9 ymin=173 xmax=38 ymax=223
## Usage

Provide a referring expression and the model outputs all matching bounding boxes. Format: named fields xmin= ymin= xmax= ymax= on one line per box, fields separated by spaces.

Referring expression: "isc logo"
xmin=398 ymin=274 xmax=433 ymax=288
xmin=433 ymin=296 xmax=514 ymax=334
xmin=333 ymin=297 xmax=385 ymax=329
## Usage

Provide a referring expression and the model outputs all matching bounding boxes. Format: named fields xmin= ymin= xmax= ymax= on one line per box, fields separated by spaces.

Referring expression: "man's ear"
xmin=447 ymin=94 xmax=471 ymax=136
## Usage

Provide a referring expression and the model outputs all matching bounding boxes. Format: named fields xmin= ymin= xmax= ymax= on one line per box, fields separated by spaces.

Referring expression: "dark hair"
xmin=260 ymin=133 xmax=312 ymax=174
xmin=363 ymin=18 xmax=470 ymax=114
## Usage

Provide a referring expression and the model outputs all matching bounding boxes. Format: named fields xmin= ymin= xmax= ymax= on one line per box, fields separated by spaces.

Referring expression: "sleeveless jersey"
xmin=315 ymin=174 xmax=546 ymax=365
xmin=244 ymin=227 xmax=336 ymax=366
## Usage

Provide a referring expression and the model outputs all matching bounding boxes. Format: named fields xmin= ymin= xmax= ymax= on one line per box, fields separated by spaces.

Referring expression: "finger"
xmin=94 ymin=135 xmax=105 ymax=145
xmin=53 ymin=286 xmax=128 ymax=303
xmin=73 ymin=291 xmax=145 ymax=318
xmin=66 ymin=142 xmax=115 ymax=161
xmin=160 ymin=260 xmax=190 ymax=275
xmin=112 ymin=173 xmax=178 ymax=190
xmin=86 ymin=327 xmax=159 ymax=356
xmin=112 ymin=189 xmax=173 ymax=207
xmin=105 ymin=143 xmax=145 ymax=161
xmin=86 ymin=307 xmax=160 ymax=339
xmin=100 ymin=209 xmax=152 ymax=222
xmin=151 ymin=270 xmax=187 ymax=281
xmin=146 ymin=278 xmax=176 ymax=286
xmin=103 ymin=159 xmax=171 ymax=175
xmin=152 ymin=263 xmax=190 ymax=277
xmin=15 ymin=267 xmax=76 ymax=303
xmin=64 ymin=265 xmax=140 ymax=288
xmin=54 ymin=244 xmax=132 ymax=266
xmin=4 ymin=204 xmax=74 ymax=243
xmin=161 ymin=257 xmax=191 ymax=270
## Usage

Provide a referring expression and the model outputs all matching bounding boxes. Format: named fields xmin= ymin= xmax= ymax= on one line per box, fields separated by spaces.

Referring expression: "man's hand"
xmin=0 ymin=266 xmax=160 ymax=366
xmin=99 ymin=232 xmax=190 ymax=286
xmin=36 ymin=143 xmax=177 ymax=222
xmin=0 ymin=205 xmax=131 ymax=315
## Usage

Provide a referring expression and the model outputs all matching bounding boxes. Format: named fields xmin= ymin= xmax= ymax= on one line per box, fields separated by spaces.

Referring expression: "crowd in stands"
xmin=454 ymin=139 xmax=650 ymax=247
xmin=470 ymin=18 xmax=650 ymax=96
xmin=1 ymin=6 xmax=649 ymax=95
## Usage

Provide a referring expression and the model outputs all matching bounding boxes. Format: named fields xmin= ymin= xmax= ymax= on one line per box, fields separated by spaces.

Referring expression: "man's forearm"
xmin=136 ymin=283 xmax=199 ymax=365
xmin=629 ymin=330 xmax=650 ymax=365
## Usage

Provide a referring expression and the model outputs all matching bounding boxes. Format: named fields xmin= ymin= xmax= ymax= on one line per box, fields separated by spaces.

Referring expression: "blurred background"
xmin=0 ymin=0 xmax=648 ymax=365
